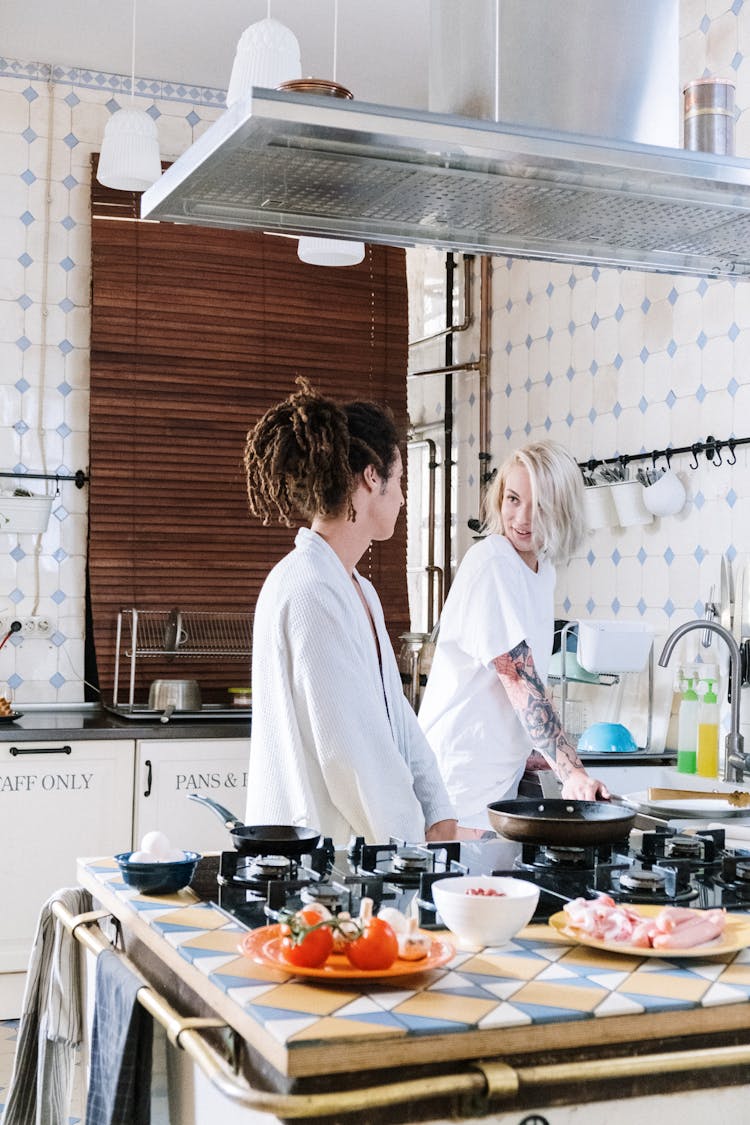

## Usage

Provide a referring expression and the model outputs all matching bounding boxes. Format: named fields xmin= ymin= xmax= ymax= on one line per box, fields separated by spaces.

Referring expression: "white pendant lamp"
xmin=226 ymin=16 xmax=302 ymax=107
xmin=97 ymin=0 xmax=162 ymax=191
xmin=296 ymin=0 xmax=365 ymax=268
xmin=297 ymin=238 xmax=365 ymax=267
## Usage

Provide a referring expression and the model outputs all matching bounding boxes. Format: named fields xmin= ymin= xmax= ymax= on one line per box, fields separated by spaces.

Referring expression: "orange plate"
xmin=238 ymin=924 xmax=455 ymax=980
xmin=549 ymin=905 xmax=750 ymax=958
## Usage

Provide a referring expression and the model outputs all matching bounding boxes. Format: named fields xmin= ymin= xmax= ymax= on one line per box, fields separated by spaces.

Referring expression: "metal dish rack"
xmin=111 ymin=608 xmax=253 ymax=720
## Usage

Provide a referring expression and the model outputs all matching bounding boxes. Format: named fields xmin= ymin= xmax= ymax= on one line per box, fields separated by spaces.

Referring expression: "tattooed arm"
xmin=493 ymin=641 xmax=610 ymax=801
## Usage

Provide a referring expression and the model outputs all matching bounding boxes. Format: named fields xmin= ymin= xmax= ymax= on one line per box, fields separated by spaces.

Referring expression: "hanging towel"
xmin=85 ymin=949 xmax=153 ymax=1125
xmin=1 ymin=885 xmax=92 ymax=1125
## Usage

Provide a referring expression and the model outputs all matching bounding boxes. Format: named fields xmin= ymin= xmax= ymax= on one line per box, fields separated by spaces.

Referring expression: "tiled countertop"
xmin=77 ymin=855 xmax=750 ymax=1084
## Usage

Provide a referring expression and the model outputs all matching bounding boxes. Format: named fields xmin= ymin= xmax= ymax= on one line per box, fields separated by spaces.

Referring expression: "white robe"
xmin=245 ymin=528 xmax=455 ymax=843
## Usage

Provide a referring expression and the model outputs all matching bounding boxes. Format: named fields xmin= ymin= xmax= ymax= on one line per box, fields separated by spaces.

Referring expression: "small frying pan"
xmin=487 ymin=798 xmax=636 ymax=846
xmin=188 ymin=793 xmax=320 ymax=857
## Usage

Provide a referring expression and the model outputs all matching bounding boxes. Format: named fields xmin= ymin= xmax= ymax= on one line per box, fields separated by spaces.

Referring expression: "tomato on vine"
xmin=345 ymin=900 xmax=398 ymax=971
xmin=279 ymin=906 xmax=334 ymax=969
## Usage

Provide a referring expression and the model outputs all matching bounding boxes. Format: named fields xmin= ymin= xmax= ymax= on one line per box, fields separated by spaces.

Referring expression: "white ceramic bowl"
xmin=432 ymin=875 xmax=540 ymax=951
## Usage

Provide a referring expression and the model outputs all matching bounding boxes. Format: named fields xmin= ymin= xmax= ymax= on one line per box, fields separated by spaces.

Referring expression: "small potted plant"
xmin=0 ymin=488 xmax=54 ymax=534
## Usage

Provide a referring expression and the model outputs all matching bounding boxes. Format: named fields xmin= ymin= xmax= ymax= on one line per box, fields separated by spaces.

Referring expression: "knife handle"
xmin=648 ymin=787 xmax=725 ymax=801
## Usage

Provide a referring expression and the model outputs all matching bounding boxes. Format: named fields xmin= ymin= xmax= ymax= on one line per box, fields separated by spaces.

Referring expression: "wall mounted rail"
xmin=0 ymin=469 xmax=88 ymax=489
xmin=579 ymin=433 xmax=748 ymax=474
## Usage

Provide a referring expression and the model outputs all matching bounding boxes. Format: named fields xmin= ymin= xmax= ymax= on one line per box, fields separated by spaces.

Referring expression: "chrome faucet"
xmin=658 ymin=619 xmax=746 ymax=783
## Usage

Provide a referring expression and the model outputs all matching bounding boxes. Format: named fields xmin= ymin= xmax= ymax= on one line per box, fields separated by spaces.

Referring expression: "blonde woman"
xmin=419 ymin=439 xmax=609 ymax=829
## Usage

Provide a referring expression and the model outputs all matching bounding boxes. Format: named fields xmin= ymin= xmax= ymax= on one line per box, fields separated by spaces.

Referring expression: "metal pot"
xmin=486 ymin=798 xmax=636 ymax=845
xmin=148 ymin=678 xmax=201 ymax=723
xmin=188 ymin=794 xmax=320 ymax=857
xmin=398 ymin=631 xmax=436 ymax=710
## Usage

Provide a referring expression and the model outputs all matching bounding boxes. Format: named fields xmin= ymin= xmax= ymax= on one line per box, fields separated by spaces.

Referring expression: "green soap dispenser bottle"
xmin=696 ymin=677 xmax=720 ymax=779
xmin=676 ymin=675 xmax=698 ymax=774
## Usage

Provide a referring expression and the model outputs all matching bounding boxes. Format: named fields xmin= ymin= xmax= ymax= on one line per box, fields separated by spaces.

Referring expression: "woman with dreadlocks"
xmin=243 ymin=380 xmax=457 ymax=844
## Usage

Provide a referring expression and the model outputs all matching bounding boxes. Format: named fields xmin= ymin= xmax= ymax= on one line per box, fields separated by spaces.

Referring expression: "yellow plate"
xmin=238 ymin=924 xmax=454 ymax=980
xmin=548 ymin=905 xmax=750 ymax=958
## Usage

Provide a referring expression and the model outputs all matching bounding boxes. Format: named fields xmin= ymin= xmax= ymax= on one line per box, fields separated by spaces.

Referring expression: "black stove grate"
xmin=203 ymin=825 xmax=750 ymax=931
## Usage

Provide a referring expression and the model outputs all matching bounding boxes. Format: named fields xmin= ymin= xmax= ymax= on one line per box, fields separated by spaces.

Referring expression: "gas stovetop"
xmin=206 ymin=827 xmax=750 ymax=933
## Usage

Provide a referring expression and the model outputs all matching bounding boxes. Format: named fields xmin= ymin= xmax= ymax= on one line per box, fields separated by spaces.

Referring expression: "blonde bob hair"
xmin=482 ymin=440 xmax=585 ymax=565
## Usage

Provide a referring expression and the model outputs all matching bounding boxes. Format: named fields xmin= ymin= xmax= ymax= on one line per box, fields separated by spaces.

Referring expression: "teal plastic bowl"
xmin=115 ymin=851 xmax=201 ymax=894
xmin=577 ymin=722 xmax=638 ymax=754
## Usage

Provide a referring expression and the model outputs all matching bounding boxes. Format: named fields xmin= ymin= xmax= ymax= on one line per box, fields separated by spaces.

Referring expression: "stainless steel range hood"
xmin=140 ymin=87 xmax=750 ymax=279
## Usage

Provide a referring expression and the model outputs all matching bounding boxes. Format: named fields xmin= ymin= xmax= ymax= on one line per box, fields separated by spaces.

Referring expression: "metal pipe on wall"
xmin=408 ymin=255 xmax=474 ymax=348
xmin=443 ymin=253 xmax=455 ymax=597
xmin=406 ymin=438 xmax=441 ymax=632
xmin=408 ymin=253 xmax=479 ymax=606
xmin=478 ymin=255 xmax=493 ymax=512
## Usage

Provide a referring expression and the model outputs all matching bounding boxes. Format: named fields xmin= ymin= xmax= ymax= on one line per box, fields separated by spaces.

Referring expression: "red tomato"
xmin=279 ymin=908 xmax=334 ymax=969
xmin=345 ymin=917 xmax=398 ymax=971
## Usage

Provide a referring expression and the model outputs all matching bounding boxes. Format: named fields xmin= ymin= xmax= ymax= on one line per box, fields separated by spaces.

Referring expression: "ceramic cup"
xmin=642 ymin=470 xmax=686 ymax=517
xmin=609 ymin=479 xmax=653 ymax=526
xmin=583 ymin=484 xmax=618 ymax=531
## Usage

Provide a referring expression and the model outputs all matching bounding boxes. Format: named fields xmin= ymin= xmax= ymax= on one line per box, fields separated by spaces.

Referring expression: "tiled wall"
xmin=407 ymin=2 xmax=750 ymax=747
xmin=0 ymin=1 xmax=746 ymax=716
xmin=0 ymin=58 xmax=223 ymax=703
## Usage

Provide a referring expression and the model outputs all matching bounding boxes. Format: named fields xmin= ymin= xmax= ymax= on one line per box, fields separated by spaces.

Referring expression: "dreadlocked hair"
xmin=244 ymin=379 xmax=400 ymax=526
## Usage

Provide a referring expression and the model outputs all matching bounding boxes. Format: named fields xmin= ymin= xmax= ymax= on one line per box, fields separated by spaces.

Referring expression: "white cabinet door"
xmin=0 ymin=738 xmax=135 ymax=973
xmin=134 ymin=739 xmax=249 ymax=854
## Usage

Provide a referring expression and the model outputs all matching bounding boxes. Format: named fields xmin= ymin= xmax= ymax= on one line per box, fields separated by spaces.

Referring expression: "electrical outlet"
xmin=21 ymin=617 xmax=52 ymax=638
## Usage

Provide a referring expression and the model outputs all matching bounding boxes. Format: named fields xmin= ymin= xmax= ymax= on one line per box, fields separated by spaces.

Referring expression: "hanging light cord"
xmin=494 ymin=0 xmax=500 ymax=121
xmin=129 ymin=0 xmax=137 ymax=104
xmin=332 ymin=0 xmax=338 ymax=82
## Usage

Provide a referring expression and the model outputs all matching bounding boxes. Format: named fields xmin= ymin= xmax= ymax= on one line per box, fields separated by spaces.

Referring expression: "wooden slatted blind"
xmin=88 ymin=159 xmax=410 ymax=705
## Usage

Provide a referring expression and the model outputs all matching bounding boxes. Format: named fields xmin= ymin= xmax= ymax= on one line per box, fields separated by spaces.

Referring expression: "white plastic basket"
xmin=577 ymin=619 xmax=654 ymax=674
xmin=0 ymin=495 xmax=53 ymax=534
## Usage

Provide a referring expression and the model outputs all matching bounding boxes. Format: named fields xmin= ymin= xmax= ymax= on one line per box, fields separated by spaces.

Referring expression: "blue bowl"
xmin=577 ymin=722 xmax=638 ymax=754
xmin=115 ymin=850 xmax=201 ymax=894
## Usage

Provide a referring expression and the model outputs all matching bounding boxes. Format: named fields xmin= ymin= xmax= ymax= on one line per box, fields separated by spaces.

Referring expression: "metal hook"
xmin=665 ymin=448 xmax=672 ymax=469
xmin=689 ymin=443 xmax=701 ymax=470
xmin=727 ymin=440 xmax=737 ymax=466
xmin=714 ymin=444 xmax=723 ymax=467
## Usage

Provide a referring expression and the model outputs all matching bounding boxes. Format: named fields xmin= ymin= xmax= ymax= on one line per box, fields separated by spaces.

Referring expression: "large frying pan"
xmin=188 ymin=794 xmax=320 ymax=857
xmin=487 ymin=798 xmax=636 ymax=845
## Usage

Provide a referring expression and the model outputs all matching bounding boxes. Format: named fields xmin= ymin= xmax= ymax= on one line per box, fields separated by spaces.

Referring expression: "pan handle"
xmin=187 ymin=792 xmax=244 ymax=831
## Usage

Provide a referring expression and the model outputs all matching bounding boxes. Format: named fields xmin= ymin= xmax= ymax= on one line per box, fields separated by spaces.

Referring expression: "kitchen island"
xmin=70 ymin=851 xmax=750 ymax=1125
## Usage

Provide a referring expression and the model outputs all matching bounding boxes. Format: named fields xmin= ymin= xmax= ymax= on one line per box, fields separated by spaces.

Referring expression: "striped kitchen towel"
xmin=1 ymin=885 xmax=92 ymax=1125
xmin=85 ymin=949 xmax=153 ymax=1125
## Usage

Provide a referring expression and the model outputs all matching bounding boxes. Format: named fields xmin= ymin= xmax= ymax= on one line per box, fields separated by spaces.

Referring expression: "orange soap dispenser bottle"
xmin=696 ymin=675 xmax=720 ymax=779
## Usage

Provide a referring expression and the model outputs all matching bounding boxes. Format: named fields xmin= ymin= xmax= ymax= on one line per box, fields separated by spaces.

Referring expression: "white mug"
xmin=642 ymin=470 xmax=686 ymax=517
xmin=610 ymin=480 xmax=653 ymax=526
xmin=583 ymin=484 xmax=618 ymax=531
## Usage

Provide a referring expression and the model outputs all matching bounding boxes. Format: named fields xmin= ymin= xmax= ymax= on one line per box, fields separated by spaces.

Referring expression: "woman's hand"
xmin=560 ymin=768 xmax=610 ymax=802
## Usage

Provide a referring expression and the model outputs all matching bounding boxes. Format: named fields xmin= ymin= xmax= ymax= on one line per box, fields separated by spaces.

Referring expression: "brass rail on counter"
xmin=54 ymin=901 xmax=750 ymax=1119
